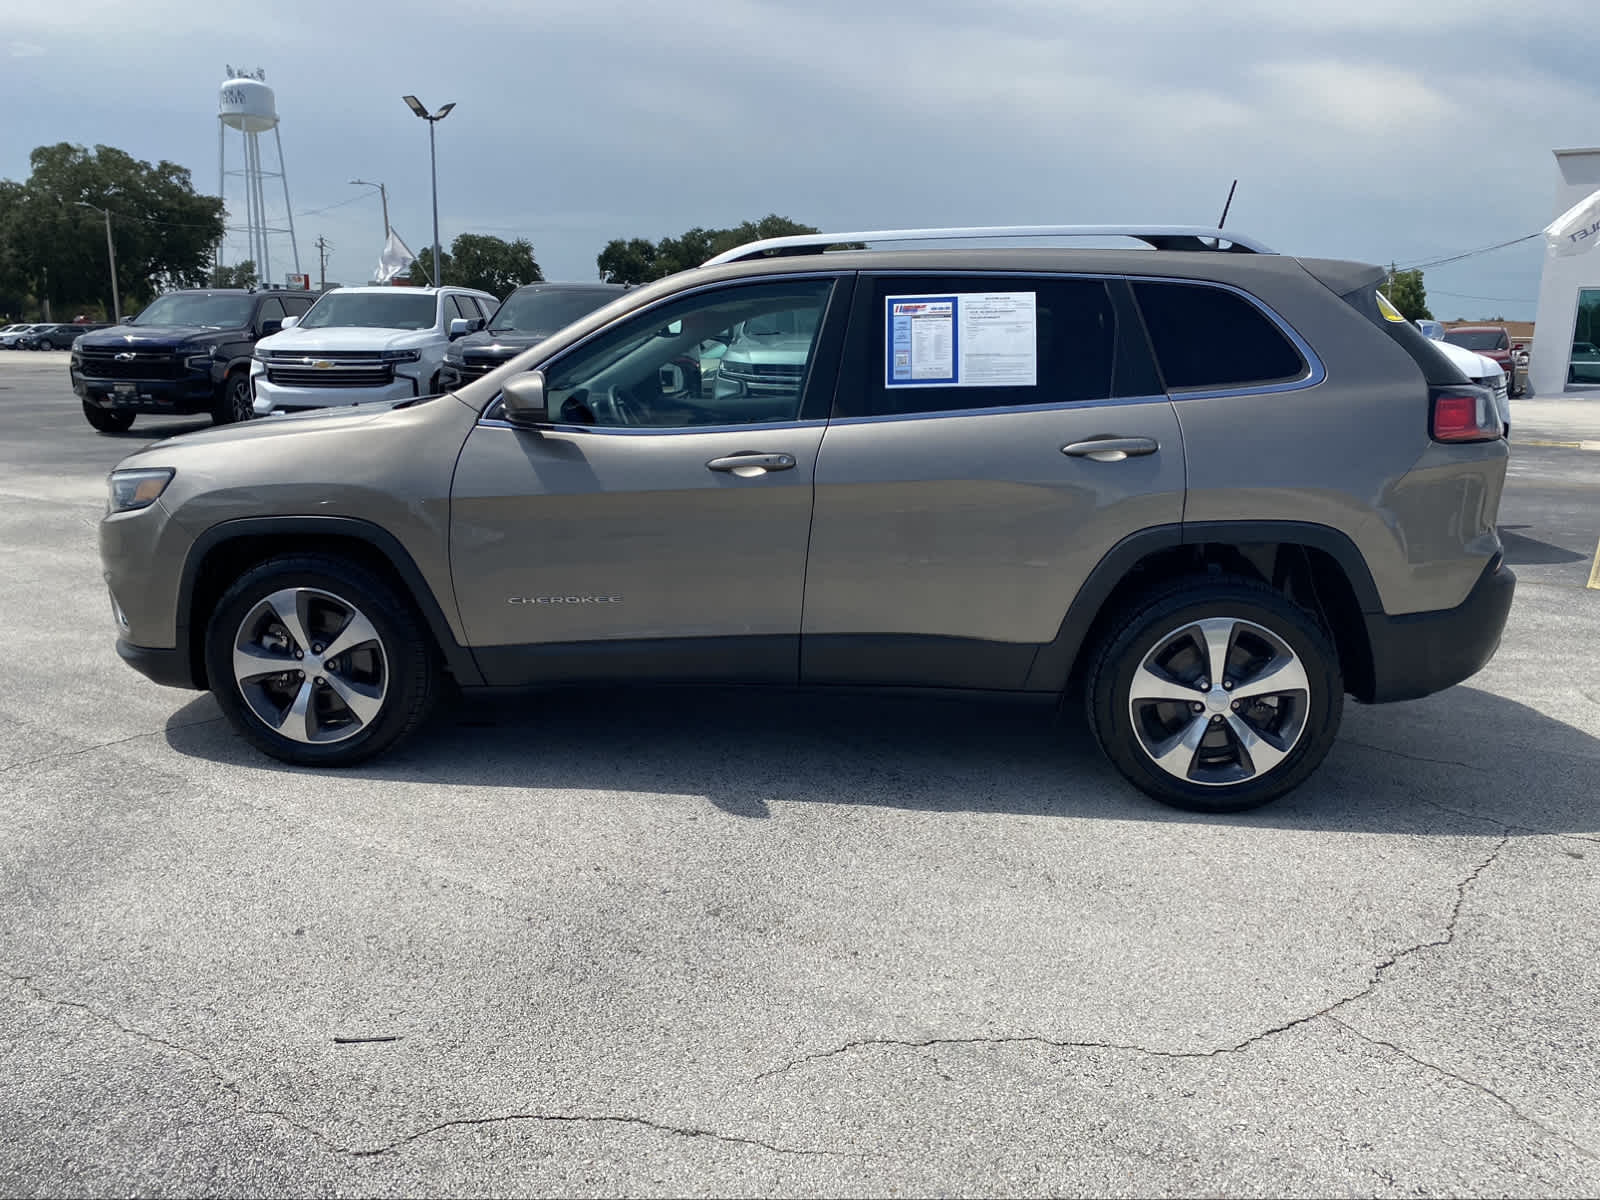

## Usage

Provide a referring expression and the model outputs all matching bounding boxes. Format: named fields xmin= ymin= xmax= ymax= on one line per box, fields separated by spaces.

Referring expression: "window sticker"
xmin=886 ymin=292 xmax=1037 ymax=388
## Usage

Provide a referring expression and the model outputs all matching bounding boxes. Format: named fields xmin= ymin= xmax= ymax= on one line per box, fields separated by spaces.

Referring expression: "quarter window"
xmin=1132 ymin=281 xmax=1305 ymax=391
xmin=538 ymin=280 xmax=835 ymax=429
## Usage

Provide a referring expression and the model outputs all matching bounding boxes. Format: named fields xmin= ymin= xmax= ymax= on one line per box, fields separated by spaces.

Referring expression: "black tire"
xmin=82 ymin=401 xmax=135 ymax=433
xmin=212 ymin=370 xmax=255 ymax=425
xmin=1086 ymin=575 xmax=1343 ymax=813
xmin=204 ymin=554 xmax=440 ymax=767
xmin=38 ymin=338 xmax=56 ymax=351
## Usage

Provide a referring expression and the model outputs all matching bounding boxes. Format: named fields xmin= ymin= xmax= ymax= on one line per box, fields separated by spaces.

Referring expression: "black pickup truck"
xmin=71 ymin=288 xmax=317 ymax=433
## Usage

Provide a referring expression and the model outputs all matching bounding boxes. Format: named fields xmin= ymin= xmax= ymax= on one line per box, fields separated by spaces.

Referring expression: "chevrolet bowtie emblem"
xmin=115 ymin=352 xmax=136 ymax=361
xmin=308 ymin=359 xmax=333 ymax=369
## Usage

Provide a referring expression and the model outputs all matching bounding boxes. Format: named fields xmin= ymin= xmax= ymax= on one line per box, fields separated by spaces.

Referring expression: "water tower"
xmin=217 ymin=67 xmax=301 ymax=283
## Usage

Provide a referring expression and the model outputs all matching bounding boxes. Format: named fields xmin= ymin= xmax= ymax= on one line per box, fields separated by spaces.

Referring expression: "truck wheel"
xmin=1086 ymin=575 xmax=1343 ymax=813
xmin=212 ymin=370 xmax=254 ymax=425
xmin=82 ymin=401 xmax=135 ymax=433
xmin=204 ymin=554 xmax=441 ymax=766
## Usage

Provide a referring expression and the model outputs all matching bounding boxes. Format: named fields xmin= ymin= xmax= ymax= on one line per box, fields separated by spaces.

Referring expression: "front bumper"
xmin=253 ymin=374 xmax=419 ymax=415
xmin=75 ymin=368 xmax=217 ymax=414
xmin=1361 ymin=556 xmax=1516 ymax=703
xmin=115 ymin=639 xmax=199 ymax=689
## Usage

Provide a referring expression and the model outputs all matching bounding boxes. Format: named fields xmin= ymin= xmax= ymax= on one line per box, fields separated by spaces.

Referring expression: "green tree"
xmin=0 ymin=143 xmax=225 ymax=315
xmin=447 ymin=233 xmax=542 ymax=297
xmin=1383 ymin=265 xmax=1432 ymax=321
xmin=596 ymin=215 xmax=826 ymax=284
xmin=211 ymin=259 xmax=258 ymax=288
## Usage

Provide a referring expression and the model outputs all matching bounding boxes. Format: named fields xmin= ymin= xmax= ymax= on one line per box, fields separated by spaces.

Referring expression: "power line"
xmin=1396 ymin=232 xmax=1541 ymax=271
xmin=1430 ymin=289 xmax=1532 ymax=304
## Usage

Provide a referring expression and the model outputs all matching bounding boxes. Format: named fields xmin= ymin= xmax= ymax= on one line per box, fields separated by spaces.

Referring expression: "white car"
xmin=251 ymin=286 xmax=498 ymax=414
xmin=1420 ymin=322 xmax=1510 ymax=436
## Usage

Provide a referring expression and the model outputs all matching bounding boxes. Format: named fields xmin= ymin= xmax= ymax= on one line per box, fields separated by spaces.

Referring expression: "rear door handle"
xmin=1061 ymin=437 xmax=1159 ymax=462
xmin=706 ymin=452 xmax=797 ymax=475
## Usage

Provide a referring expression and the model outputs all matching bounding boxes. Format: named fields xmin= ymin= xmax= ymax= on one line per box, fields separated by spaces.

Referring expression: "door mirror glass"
xmin=501 ymin=370 xmax=548 ymax=425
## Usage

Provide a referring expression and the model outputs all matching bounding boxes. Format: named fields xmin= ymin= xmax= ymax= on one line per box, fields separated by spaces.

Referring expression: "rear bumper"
xmin=1361 ymin=557 xmax=1515 ymax=703
xmin=115 ymin=639 xmax=199 ymax=690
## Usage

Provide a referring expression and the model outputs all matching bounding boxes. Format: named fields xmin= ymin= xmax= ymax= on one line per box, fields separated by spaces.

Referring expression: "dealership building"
xmin=1530 ymin=148 xmax=1600 ymax=396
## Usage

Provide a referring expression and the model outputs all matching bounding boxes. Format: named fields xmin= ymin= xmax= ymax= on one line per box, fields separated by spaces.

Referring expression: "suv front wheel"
xmin=212 ymin=370 xmax=254 ymax=425
xmin=204 ymin=554 xmax=440 ymax=766
xmin=1087 ymin=576 xmax=1343 ymax=813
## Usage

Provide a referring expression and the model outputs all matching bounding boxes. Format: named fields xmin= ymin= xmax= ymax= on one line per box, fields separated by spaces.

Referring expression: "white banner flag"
xmin=1544 ymin=187 xmax=1600 ymax=257
xmin=375 ymin=229 xmax=417 ymax=283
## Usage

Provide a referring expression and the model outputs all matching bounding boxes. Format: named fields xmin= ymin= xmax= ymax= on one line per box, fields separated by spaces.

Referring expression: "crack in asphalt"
xmin=350 ymin=1112 xmax=849 ymax=1159
xmin=6 ymin=975 xmax=842 ymax=1161
xmin=1415 ymin=797 xmax=1600 ymax=845
xmin=755 ymin=836 xmax=1514 ymax=1083
xmin=1325 ymin=1015 xmax=1600 ymax=1162
xmin=0 ymin=716 xmax=224 ymax=774
xmin=7 ymin=974 xmax=343 ymax=1153
xmin=1345 ymin=740 xmax=1491 ymax=773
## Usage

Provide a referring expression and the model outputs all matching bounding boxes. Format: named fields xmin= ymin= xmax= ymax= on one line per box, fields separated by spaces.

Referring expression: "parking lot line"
xmin=1515 ymin=439 xmax=1600 ymax=451
xmin=1589 ymin=538 xmax=1600 ymax=591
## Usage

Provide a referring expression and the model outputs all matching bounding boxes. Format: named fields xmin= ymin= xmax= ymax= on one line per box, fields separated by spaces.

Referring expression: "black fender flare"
xmin=1023 ymin=520 xmax=1382 ymax=691
xmin=176 ymin=515 xmax=483 ymax=688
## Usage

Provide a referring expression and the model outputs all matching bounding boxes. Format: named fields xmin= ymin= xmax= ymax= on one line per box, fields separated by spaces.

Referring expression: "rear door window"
xmin=1131 ymin=280 xmax=1306 ymax=392
xmin=844 ymin=275 xmax=1133 ymax=418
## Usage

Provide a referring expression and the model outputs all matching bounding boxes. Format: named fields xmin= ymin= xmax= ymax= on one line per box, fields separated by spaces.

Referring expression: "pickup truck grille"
xmin=78 ymin=349 xmax=183 ymax=380
xmin=457 ymin=358 xmax=504 ymax=381
xmin=265 ymin=359 xmax=396 ymax=389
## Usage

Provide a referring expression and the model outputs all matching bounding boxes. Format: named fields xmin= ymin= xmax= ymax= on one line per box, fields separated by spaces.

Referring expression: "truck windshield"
xmin=300 ymin=292 xmax=438 ymax=331
xmin=489 ymin=290 xmax=617 ymax=334
xmin=131 ymin=294 xmax=255 ymax=328
xmin=1444 ymin=330 xmax=1507 ymax=351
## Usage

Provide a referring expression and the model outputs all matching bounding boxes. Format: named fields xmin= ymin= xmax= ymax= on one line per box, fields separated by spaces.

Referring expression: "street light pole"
xmin=76 ymin=202 xmax=120 ymax=324
xmin=348 ymin=178 xmax=390 ymax=238
xmin=401 ymin=96 xmax=455 ymax=287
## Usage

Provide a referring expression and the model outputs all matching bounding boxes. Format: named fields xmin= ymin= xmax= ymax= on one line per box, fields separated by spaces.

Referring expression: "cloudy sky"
xmin=4 ymin=0 xmax=1594 ymax=318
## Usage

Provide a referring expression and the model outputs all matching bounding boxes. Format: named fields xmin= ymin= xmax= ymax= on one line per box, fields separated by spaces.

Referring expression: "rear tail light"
xmin=1430 ymin=385 xmax=1502 ymax=443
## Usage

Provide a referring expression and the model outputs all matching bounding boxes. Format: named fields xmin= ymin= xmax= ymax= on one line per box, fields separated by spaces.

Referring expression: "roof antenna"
xmin=1217 ymin=179 xmax=1238 ymax=229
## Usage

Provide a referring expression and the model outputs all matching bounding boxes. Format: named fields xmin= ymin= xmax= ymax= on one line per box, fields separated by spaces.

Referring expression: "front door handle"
xmin=706 ymin=452 xmax=796 ymax=476
xmin=1061 ymin=437 xmax=1159 ymax=462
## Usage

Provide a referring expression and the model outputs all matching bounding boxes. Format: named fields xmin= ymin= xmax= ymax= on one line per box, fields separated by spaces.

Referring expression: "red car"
xmin=1444 ymin=325 xmax=1520 ymax=395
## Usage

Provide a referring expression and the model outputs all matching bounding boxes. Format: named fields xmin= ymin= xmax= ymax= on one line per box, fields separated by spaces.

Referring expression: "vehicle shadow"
xmin=162 ymin=681 xmax=1600 ymax=837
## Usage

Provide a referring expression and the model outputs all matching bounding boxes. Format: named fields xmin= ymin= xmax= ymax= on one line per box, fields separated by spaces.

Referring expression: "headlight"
xmin=72 ymin=336 xmax=84 ymax=351
xmin=107 ymin=468 xmax=175 ymax=514
xmin=379 ymin=349 xmax=422 ymax=362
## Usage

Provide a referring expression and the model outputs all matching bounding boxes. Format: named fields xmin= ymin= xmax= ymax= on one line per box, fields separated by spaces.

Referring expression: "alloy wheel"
xmin=1126 ymin=616 xmax=1310 ymax=787
xmin=231 ymin=586 xmax=388 ymax=744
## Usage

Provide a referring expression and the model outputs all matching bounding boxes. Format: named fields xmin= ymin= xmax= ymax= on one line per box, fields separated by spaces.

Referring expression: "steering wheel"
xmin=606 ymin=385 xmax=643 ymax=426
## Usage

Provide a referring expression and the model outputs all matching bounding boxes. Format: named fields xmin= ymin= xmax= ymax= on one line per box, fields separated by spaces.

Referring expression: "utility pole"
xmin=315 ymin=235 xmax=331 ymax=291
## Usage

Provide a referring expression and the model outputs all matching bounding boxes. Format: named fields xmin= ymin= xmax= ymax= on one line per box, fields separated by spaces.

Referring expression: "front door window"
xmin=540 ymin=280 xmax=835 ymax=428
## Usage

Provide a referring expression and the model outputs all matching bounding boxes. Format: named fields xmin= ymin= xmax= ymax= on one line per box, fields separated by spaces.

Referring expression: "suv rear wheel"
xmin=1087 ymin=576 xmax=1343 ymax=812
xmin=82 ymin=401 xmax=135 ymax=433
xmin=204 ymin=554 xmax=439 ymax=766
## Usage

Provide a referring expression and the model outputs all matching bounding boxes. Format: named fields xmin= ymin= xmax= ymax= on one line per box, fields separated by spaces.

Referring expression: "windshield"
xmin=300 ymin=291 xmax=437 ymax=331
xmin=131 ymin=294 xmax=255 ymax=328
xmin=1444 ymin=330 xmax=1507 ymax=352
xmin=489 ymin=289 xmax=617 ymax=334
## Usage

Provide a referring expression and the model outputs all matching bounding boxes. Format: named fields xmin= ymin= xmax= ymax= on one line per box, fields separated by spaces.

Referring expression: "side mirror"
xmin=260 ymin=319 xmax=283 ymax=336
xmin=501 ymin=370 xmax=548 ymax=426
xmin=659 ymin=363 xmax=686 ymax=394
xmin=280 ymin=315 xmax=300 ymax=330
xmin=448 ymin=317 xmax=483 ymax=339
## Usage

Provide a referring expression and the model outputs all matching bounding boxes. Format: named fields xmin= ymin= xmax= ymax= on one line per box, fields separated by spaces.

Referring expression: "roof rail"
xmin=702 ymin=224 xmax=1275 ymax=267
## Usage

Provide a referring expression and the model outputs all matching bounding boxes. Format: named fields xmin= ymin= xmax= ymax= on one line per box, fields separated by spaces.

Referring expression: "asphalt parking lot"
xmin=2 ymin=348 xmax=1598 ymax=1197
